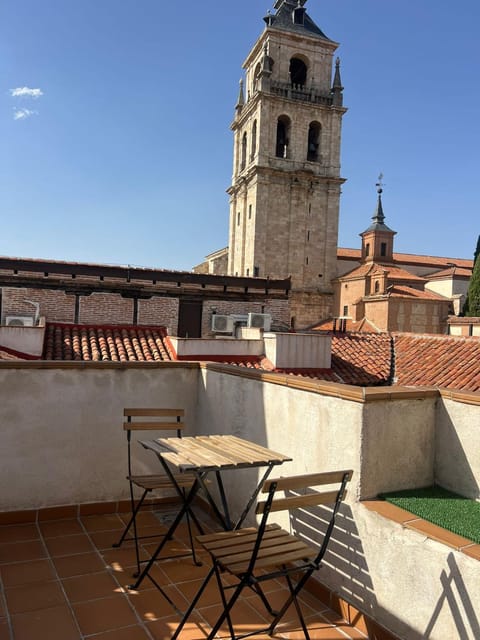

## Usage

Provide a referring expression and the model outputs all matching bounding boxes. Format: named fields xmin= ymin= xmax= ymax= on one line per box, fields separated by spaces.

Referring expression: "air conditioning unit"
xmin=5 ymin=316 xmax=34 ymax=327
xmin=247 ymin=313 xmax=272 ymax=331
xmin=211 ymin=314 xmax=234 ymax=333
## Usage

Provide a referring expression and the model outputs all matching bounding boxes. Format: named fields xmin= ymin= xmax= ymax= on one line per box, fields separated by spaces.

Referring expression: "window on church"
xmin=254 ymin=266 xmax=259 ymax=277
xmin=307 ymin=122 xmax=321 ymax=162
xmin=365 ymin=243 xmax=370 ymax=257
xmin=237 ymin=211 xmax=240 ymax=225
xmin=276 ymin=116 xmax=290 ymax=158
xmin=381 ymin=242 xmax=387 ymax=257
xmin=289 ymin=57 xmax=307 ymax=87
xmin=241 ymin=132 xmax=247 ymax=170
xmin=248 ymin=204 xmax=252 ymax=219
xmin=253 ymin=63 xmax=261 ymax=92
xmin=374 ymin=281 xmax=380 ymax=293
xmin=251 ymin=120 xmax=257 ymax=160
xmin=246 ymin=268 xmax=250 ymax=276
xmin=343 ymin=305 xmax=348 ymax=316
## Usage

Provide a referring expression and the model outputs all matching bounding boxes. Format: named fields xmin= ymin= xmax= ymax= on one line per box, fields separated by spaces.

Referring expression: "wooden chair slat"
xmin=256 ymin=490 xmax=347 ymax=514
xmin=230 ymin=546 xmax=317 ymax=574
xmin=262 ymin=470 xmax=352 ymax=493
xmin=220 ymin=539 xmax=314 ymax=571
xmin=203 ymin=528 xmax=290 ymax=557
xmin=124 ymin=421 xmax=184 ymax=431
xmin=124 ymin=408 xmax=184 ymax=417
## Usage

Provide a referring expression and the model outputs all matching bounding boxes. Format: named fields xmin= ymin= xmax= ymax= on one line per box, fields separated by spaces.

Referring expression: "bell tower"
xmin=227 ymin=0 xmax=347 ymax=327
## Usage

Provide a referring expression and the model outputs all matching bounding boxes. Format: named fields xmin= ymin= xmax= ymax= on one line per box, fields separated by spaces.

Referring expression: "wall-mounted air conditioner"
xmin=247 ymin=313 xmax=271 ymax=331
xmin=211 ymin=314 xmax=234 ymax=333
xmin=5 ymin=316 xmax=34 ymax=327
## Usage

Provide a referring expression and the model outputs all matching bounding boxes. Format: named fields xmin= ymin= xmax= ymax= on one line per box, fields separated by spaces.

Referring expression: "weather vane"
xmin=376 ymin=173 xmax=385 ymax=194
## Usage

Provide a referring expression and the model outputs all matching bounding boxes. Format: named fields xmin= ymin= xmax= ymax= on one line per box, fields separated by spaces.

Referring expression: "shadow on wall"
xmin=291 ymin=503 xmax=378 ymax=619
xmin=435 ymin=407 xmax=480 ymax=500
xmin=423 ymin=553 xmax=480 ymax=640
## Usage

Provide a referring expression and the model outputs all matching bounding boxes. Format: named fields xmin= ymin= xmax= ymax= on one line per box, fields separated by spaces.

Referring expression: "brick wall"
xmin=138 ymin=298 xmax=179 ymax=332
xmin=1 ymin=288 xmax=75 ymax=323
xmin=202 ymin=299 xmax=290 ymax=336
xmin=79 ymin=294 xmax=134 ymax=324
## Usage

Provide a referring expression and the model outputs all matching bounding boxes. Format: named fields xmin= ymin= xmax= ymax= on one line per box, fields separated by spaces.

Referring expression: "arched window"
xmin=381 ymin=242 xmax=387 ymax=257
xmin=290 ymin=57 xmax=307 ymax=87
xmin=241 ymin=132 xmax=247 ymax=170
xmin=307 ymin=122 xmax=321 ymax=162
xmin=374 ymin=281 xmax=380 ymax=293
xmin=251 ymin=120 xmax=257 ymax=160
xmin=276 ymin=115 xmax=290 ymax=158
xmin=253 ymin=63 xmax=261 ymax=92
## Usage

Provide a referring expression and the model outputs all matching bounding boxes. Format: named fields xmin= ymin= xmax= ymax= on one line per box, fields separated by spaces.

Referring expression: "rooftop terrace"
xmin=0 ymin=359 xmax=478 ymax=639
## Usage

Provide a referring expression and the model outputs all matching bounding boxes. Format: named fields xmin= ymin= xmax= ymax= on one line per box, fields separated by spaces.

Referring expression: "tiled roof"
xmin=312 ymin=318 xmax=380 ymax=333
xmin=426 ymin=267 xmax=472 ymax=279
xmin=387 ymin=285 xmax=448 ymax=300
xmin=338 ymin=262 xmax=426 ymax=283
xmin=331 ymin=333 xmax=392 ymax=385
xmin=393 ymin=333 xmax=480 ymax=392
xmin=337 ymin=247 xmax=473 ymax=271
xmin=43 ymin=323 xmax=173 ymax=362
xmin=36 ymin=323 xmax=480 ymax=392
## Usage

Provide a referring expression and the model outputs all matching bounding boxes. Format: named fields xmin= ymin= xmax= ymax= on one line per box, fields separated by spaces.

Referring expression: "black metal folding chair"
xmin=172 ymin=469 xmax=352 ymax=640
xmin=113 ymin=408 xmax=200 ymax=578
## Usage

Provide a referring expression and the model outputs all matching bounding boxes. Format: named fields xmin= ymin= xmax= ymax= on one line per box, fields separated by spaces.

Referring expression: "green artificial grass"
xmin=380 ymin=486 xmax=480 ymax=545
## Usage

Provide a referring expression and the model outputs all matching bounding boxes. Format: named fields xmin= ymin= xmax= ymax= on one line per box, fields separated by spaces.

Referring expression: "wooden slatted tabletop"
xmin=146 ymin=435 xmax=291 ymax=472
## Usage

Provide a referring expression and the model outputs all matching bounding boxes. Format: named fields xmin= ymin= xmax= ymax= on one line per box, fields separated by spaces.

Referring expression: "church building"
xmin=220 ymin=0 xmax=347 ymax=328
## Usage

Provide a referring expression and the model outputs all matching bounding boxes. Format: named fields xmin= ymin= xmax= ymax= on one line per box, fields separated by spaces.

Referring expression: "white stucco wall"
xmin=0 ymin=363 xmax=198 ymax=511
xmin=435 ymin=396 xmax=480 ymax=500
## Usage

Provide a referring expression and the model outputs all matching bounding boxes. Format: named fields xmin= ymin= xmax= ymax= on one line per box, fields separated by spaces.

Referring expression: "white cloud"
xmin=13 ymin=108 xmax=38 ymax=121
xmin=10 ymin=87 xmax=44 ymax=99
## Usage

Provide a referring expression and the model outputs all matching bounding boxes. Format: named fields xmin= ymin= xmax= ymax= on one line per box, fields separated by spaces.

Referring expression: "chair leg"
xmin=171 ymin=566 xmax=216 ymax=640
xmin=113 ymin=484 xmax=149 ymax=577
xmin=206 ymin=568 xmax=247 ymax=640
xmin=268 ymin=567 xmax=315 ymax=640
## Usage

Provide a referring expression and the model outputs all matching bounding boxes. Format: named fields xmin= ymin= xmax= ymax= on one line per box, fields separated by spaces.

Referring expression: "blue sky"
xmin=1 ymin=0 xmax=479 ymax=271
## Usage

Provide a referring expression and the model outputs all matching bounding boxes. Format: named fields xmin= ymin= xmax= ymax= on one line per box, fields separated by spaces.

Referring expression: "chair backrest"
xmin=123 ymin=408 xmax=185 ymax=475
xmin=255 ymin=470 xmax=352 ymax=566
xmin=123 ymin=408 xmax=185 ymax=435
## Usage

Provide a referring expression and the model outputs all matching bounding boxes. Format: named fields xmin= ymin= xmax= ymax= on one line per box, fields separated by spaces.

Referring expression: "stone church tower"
xmin=227 ymin=0 xmax=347 ymax=328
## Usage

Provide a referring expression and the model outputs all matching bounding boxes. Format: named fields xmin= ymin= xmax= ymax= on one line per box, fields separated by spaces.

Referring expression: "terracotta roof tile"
xmin=43 ymin=323 xmax=172 ymax=362
xmin=331 ymin=333 xmax=392 ymax=385
xmin=393 ymin=333 xmax=480 ymax=392
xmin=339 ymin=263 xmax=426 ymax=283
xmin=337 ymin=247 xmax=473 ymax=270
xmin=388 ymin=285 xmax=448 ymax=300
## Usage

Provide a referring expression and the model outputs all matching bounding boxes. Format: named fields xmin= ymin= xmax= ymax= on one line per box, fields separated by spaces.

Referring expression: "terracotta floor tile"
xmin=198 ymin=599 xmax=270 ymax=637
xmin=153 ymin=558 xmax=211 ymax=585
xmin=52 ymin=551 xmax=105 ymax=578
xmin=147 ymin=614 xmax=210 ymax=640
xmin=119 ymin=511 xmax=165 ymax=528
xmin=0 ymin=524 xmax=39 ymax=544
xmin=90 ymin=528 xmax=126 ymax=549
xmin=72 ymin=594 xmax=138 ymax=635
xmin=246 ymin=587 xmax=315 ymax=624
xmin=0 ymin=558 xmax=56 ymax=587
xmin=39 ymin=519 xmax=84 ymax=538
xmin=11 ymin=604 xmax=81 ymax=640
xmin=44 ymin=533 xmax=94 ymax=557
xmin=101 ymin=546 xmax=151 ymax=576
xmin=405 ymin=519 xmax=473 ymax=550
xmin=81 ymin=514 xmax=125 ymax=532
xmin=175 ymin=576 xmax=223 ymax=609
xmin=62 ymin=570 xmax=123 ymax=603
xmin=142 ymin=539 xmax=191 ymax=561
xmin=5 ymin=580 xmax=66 ymax=614
xmin=127 ymin=585 xmax=189 ymax=622
xmin=88 ymin=625 xmax=152 ymax=640
xmin=276 ymin=617 xmax=345 ymax=639
xmin=0 ymin=540 xmax=46 ymax=564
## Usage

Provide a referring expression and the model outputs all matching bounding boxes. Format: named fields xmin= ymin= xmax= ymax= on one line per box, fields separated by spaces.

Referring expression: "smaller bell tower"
xmin=227 ymin=0 xmax=347 ymax=326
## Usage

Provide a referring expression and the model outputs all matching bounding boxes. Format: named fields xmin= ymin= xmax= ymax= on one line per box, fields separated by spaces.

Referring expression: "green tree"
xmin=463 ymin=234 xmax=480 ymax=316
